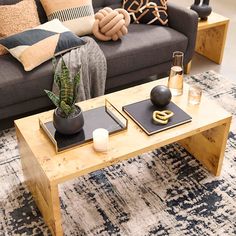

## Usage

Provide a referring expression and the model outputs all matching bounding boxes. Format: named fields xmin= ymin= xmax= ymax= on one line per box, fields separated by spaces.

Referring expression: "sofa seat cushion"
xmin=97 ymin=23 xmax=188 ymax=78
xmin=0 ymin=24 xmax=188 ymax=109
xmin=0 ymin=54 xmax=53 ymax=108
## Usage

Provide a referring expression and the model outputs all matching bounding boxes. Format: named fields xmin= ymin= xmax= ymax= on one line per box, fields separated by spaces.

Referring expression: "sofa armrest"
xmin=167 ymin=2 xmax=198 ymax=64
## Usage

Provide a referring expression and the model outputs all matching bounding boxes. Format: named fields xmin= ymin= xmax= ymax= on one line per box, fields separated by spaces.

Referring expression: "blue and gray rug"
xmin=0 ymin=71 xmax=236 ymax=235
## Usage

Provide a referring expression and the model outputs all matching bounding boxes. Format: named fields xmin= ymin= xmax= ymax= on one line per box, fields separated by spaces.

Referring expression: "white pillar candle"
xmin=92 ymin=128 xmax=109 ymax=152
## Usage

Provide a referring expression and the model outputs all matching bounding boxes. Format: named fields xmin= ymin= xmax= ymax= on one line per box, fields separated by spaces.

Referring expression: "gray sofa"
xmin=0 ymin=0 xmax=198 ymax=125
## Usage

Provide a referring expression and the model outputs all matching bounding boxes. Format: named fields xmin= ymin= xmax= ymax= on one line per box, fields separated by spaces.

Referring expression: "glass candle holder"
xmin=168 ymin=65 xmax=184 ymax=96
xmin=188 ymin=86 xmax=202 ymax=105
xmin=93 ymin=128 xmax=109 ymax=152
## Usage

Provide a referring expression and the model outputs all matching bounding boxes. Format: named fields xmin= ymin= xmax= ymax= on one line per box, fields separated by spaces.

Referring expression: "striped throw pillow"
xmin=0 ymin=19 xmax=85 ymax=71
xmin=40 ymin=0 xmax=95 ymax=36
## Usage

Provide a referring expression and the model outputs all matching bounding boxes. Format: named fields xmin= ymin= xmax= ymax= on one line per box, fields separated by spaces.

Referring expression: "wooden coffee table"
xmin=15 ymin=78 xmax=232 ymax=236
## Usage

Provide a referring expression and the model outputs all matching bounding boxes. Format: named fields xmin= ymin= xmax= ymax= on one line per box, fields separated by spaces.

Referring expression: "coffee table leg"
xmin=179 ymin=120 xmax=231 ymax=176
xmin=16 ymin=128 xmax=63 ymax=236
xmin=45 ymin=183 xmax=63 ymax=236
xmin=26 ymin=170 xmax=63 ymax=236
xmin=35 ymin=181 xmax=64 ymax=235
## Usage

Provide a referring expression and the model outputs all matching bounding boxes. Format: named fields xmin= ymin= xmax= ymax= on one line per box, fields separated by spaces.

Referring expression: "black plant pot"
xmin=191 ymin=0 xmax=212 ymax=21
xmin=53 ymin=105 xmax=84 ymax=135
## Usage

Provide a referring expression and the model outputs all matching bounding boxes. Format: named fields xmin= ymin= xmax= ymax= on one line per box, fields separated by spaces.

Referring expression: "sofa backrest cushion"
xmin=34 ymin=0 xmax=48 ymax=23
xmin=92 ymin=0 xmax=122 ymax=11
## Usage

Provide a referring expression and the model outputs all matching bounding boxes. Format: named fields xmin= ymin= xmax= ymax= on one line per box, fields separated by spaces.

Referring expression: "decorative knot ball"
xmin=150 ymin=85 xmax=172 ymax=107
xmin=93 ymin=7 xmax=130 ymax=41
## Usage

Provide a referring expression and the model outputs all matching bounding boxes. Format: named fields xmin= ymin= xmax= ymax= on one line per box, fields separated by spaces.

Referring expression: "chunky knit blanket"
xmin=53 ymin=36 xmax=107 ymax=101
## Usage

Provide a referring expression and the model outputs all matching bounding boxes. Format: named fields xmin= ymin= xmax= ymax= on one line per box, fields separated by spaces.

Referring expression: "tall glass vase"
xmin=168 ymin=51 xmax=184 ymax=96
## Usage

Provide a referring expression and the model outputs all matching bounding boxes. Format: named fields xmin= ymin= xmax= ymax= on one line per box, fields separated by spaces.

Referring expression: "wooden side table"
xmin=186 ymin=12 xmax=229 ymax=73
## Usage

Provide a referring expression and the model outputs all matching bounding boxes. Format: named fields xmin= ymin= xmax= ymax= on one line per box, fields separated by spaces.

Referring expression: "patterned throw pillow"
xmin=122 ymin=0 xmax=168 ymax=25
xmin=0 ymin=19 xmax=85 ymax=71
xmin=40 ymin=0 xmax=95 ymax=36
xmin=0 ymin=0 xmax=40 ymax=55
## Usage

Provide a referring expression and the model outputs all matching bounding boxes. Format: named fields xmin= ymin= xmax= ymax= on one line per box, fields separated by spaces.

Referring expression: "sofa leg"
xmin=185 ymin=61 xmax=192 ymax=74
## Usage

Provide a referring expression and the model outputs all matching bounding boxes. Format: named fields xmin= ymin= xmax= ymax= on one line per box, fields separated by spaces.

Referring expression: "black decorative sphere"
xmin=150 ymin=85 xmax=172 ymax=107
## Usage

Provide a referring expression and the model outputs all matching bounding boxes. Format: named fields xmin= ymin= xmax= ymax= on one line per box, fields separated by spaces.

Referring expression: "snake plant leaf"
xmin=46 ymin=57 xmax=81 ymax=117
xmin=59 ymin=59 xmax=74 ymax=106
xmin=60 ymin=100 xmax=72 ymax=117
xmin=74 ymin=71 xmax=80 ymax=85
xmin=73 ymin=72 xmax=80 ymax=103
xmin=60 ymin=80 xmax=74 ymax=106
xmin=51 ymin=57 xmax=61 ymax=89
xmin=54 ymin=71 xmax=61 ymax=89
xmin=44 ymin=90 xmax=60 ymax=107
xmin=61 ymin=59 xmax=70 ymax=82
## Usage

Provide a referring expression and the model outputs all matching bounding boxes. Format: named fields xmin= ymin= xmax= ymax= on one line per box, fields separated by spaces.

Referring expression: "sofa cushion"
xmin=35 ymin=0 xmax=48 ymax=23
xmin=0 ymin=24 xmax=188 ymax=109
xmin=122 ymin=0 xmax=168 ymax=25
xmin=40 ymin=0 xmax=95 ymax=36
xmin=0 ymin=54 xmax=53 ymax=109
xmin=92 ymin=0 xmax=121 ymax=9
xmin=97 ymin=23 xmax=188 ymax=78
xmin=0 ymin=19 xmax=85 ymax=71
xmin=0 ymin=0 xmax=40 ymax=55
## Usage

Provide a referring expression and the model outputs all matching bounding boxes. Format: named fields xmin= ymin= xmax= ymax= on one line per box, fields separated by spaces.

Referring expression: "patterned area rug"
xmin=0 ymin=71 xmax=236 ymax=236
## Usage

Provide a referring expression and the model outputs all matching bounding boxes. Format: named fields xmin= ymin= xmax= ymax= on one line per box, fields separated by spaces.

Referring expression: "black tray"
xmin=123 ymin=99 xmax=192 ymax=135
xmin=39 ymin=100 xmax=128 ymax=153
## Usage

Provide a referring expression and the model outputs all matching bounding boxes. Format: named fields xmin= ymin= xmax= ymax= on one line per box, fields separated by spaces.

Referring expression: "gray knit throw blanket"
xmin=53 ymin=37 xmax=107 ymax=101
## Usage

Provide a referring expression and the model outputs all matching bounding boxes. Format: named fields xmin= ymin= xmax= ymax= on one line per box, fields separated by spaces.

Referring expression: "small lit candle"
xmin=92 ymin=128 xmax=109 ymax=152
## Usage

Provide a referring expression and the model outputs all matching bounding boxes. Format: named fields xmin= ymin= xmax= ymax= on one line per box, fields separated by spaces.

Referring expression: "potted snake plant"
xmin=44 ymin=58 xmax=84 ymax=135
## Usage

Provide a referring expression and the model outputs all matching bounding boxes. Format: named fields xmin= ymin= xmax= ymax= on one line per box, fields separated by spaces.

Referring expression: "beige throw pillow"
xmin=0 ymin=0 xmax=41 ymax=55
xmin=40 ymin=0 xmax=95 ymax=36
xmin=0 ymin=20 xmax=85 ymax=71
